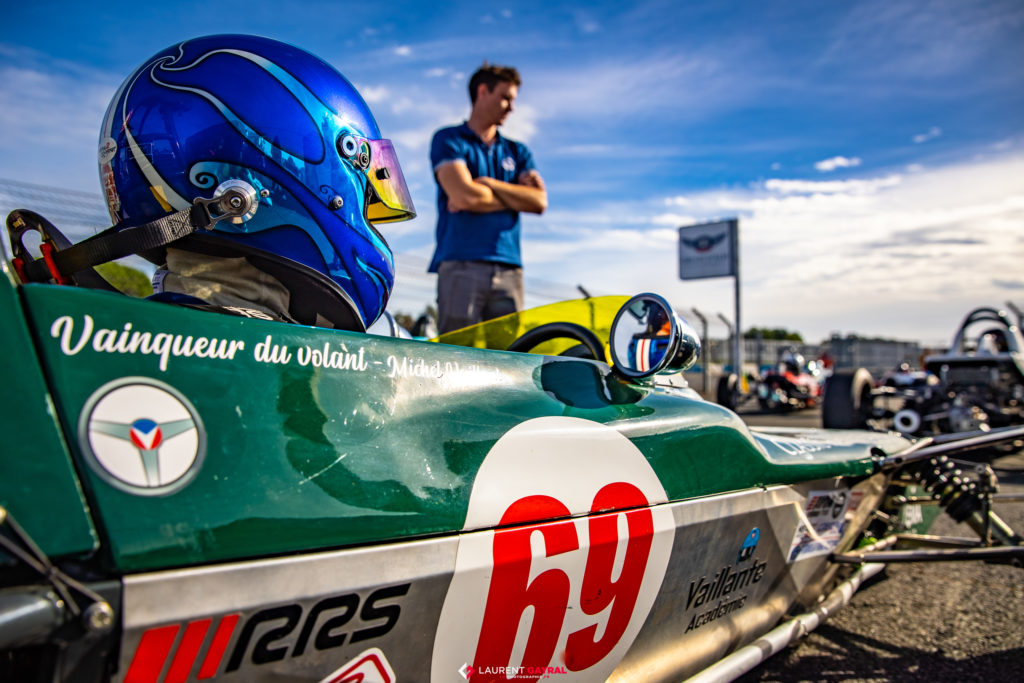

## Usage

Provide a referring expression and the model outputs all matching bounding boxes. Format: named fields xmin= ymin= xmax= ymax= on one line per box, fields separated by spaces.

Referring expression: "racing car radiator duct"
xmin=682 ymin=562 xmax=886 ymax=683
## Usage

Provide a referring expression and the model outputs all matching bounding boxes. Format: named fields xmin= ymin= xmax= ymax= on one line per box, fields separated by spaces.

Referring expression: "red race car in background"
xmin=755 ymin=347 xmax=825 ymax=412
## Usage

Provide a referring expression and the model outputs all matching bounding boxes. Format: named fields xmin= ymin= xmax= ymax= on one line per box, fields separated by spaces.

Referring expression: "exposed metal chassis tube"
xmin=834 ymin=546 xmax=1024 ymax=563
xmin=880 ymin=425 xmax=1024 ymax=469
xmin=682 ymin=562 xmax=886 ymax=683
xmin=832 ymin=533 xmax=1024 ymax=565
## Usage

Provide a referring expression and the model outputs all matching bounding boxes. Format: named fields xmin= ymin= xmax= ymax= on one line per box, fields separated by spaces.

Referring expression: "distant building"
xmin=701 ymin=332 xmax=929 ymax=379
xmin=702 ymin=336 xmax=824 ymax=373
xmin=824 ymin=334 xmax=925 ymax=377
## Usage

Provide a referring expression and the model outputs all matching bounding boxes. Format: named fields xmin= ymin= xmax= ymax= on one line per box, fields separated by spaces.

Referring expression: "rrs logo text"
xmin=124 ymin=584 xmax=409 ymax=682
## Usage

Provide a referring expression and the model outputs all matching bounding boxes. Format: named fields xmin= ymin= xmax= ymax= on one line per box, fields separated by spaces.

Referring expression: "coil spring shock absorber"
xmin=910 ymin=455 xmax=1022 ymax=546
xmin=910 ymin=455 xmax=982 ymax=522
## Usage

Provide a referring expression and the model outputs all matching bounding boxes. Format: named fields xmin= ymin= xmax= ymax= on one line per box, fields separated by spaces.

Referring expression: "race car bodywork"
xmin=2 ymin=242 xmax=1022 ymax=682
xmin=823 ymin=307 xmax=1024 ymax=437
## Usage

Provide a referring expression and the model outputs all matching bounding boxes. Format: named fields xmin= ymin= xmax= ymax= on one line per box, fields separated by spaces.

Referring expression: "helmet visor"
xmin=363 ymin=139 xmax=416 ymax=224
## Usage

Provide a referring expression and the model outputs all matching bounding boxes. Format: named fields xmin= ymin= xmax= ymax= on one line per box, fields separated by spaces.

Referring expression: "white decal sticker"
xmin=431 ymin=416 xmax=675 ymax=683
xmin=98 ymin=137 xmax=118 ymax=165
xmin=50 ymin=317 xmax=516 ymax=386
xmin=901 ymin=502 xmax=924 ymax=528
xmin=788 ymin=489 xmax=850 ymax=561
xmin=79 ymin=377 xmax=205 ymax=495
xmin=51 ymin=315 xmax=245 ymax=372
xmin=759 ymin=434 xmax=831 ymax=458
xmin=319 ymin=647 xmax=395 ymax=683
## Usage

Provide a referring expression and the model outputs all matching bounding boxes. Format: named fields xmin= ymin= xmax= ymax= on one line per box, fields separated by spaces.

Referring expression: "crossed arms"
xmin=436 ymin=161 xmax=547 ymax=215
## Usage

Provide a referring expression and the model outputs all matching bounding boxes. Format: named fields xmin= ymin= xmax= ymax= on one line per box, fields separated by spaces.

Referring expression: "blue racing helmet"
xmin=98 ymin=34 xmax=415 ymax=329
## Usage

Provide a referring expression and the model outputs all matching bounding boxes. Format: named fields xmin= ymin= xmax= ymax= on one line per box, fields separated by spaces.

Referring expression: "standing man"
xmin=428 ymin=63 xmax=547 ymax=334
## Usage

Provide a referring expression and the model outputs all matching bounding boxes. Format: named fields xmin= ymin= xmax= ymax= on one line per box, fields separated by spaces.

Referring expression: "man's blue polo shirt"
xmin=428 ymin=122 xmax=537 ymax=273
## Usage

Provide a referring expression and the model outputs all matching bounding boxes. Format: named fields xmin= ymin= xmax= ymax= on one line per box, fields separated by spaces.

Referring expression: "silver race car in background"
xmin=823 ymin=307 xmax=1024 ymax=441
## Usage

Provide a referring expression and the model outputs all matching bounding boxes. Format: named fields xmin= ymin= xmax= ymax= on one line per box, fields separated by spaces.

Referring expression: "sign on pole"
xmin=678 ymin=220 xmax=737 ymax=280
xmin=678 ymin=219 xmax=742 ymax=400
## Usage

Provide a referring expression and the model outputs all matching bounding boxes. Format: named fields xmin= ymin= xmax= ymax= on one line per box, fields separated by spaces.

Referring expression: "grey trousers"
xmin=436 ymin=260 xmax=524 ymax=334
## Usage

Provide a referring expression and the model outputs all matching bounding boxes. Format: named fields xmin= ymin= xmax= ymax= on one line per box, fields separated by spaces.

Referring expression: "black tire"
xmin=507 ymin=322 xmax=605 ymax=361
xmin=822 ymin=368 xmax=874 ymax=429
xmin=716 ymin=373 xmax=738 ymax=410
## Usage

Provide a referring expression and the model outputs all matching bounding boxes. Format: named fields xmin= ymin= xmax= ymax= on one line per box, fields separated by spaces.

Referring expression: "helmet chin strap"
xmin=6 ymin=181 xmax=261 ymax=287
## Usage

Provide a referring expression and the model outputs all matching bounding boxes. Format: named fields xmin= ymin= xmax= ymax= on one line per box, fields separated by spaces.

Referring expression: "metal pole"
xmin=717 ymin=313 xmax=734 ymax=373
xmin=732 ymin=219 xmax=742 ymax=401
xmin=755 ymin=330 xmax=763 ymax=376
xmin=691 ymin=307 xmax=709 ymax=396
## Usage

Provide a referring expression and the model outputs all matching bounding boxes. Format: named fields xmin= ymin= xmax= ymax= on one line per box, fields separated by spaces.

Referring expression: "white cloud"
xmin=520 ymin=153 xmax=1024 ymax=343
xmin=499 ymin=102 xmax=539 ymax=143
xmin=393 ymin=45 xmax=412 ymax=57
xmin=764 ymin=175 xmax=902 ymax=195
xmin=551 ymin=143 xmax=615 ymax=157
xmin=357 ymin=84 xmax=390 ymax=104
xmin=814 ymin=156 xmax=862 ymax=172
xmin=913 ymin=126 xmax=942 ymax=143
xmin=0 ymin=47 xmax=118 ymax=190
xmin=524 ymin=51 xmax=736 ymax=126
xmin=573 ymin=10 xmax=601 ymax=34
xmin=651 ymin=212 xmax=697 ymax=226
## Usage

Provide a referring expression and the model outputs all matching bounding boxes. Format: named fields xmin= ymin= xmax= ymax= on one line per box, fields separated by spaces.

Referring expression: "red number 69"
xmin=473 ymin=483 xmax=654 ymax=681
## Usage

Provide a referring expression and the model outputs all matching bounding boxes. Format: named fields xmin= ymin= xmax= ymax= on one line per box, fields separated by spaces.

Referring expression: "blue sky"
xmin=2 ymin=0 xmax=1023 ymax=344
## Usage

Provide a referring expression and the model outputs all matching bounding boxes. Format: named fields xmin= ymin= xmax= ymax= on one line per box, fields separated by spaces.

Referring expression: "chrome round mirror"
xmin=609 ymin=293 xmax=701 ymax=379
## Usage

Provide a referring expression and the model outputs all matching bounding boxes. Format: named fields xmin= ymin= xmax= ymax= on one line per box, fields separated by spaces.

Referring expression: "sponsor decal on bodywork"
xmin=48 ymin=314 xmax=511 ymax=387
xmin=121 ymin=585 xmax=408 ymax=682
xmin=79 ymin=378 xmax=205 ymax=496
xmin=52 ymin=315 xmax=247 ymax=372
xmin=684 ymin=527 xmax=767 ymax=633
xmin=788 ymin=489 xmax=850 ymax=561
xmin=319 ymin=647 xmax=396 ymax=683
